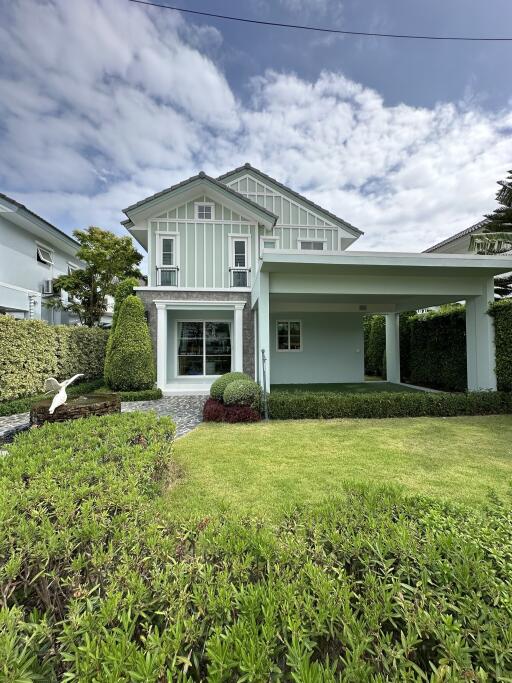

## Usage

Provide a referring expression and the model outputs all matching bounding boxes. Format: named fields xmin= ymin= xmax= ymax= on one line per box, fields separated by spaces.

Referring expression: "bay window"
xmin=177 ymin=321 xmax=231 ymax=376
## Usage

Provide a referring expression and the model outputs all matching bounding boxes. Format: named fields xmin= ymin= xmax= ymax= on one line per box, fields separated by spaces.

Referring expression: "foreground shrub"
xmin=0 ymin=317 xmax=108 ymax=400
xmin=1 ymin=454 xmax=512 ymax=681
xmin=108 ymin=295 xmax=155 ymax=391
xmin=223 ymin=378 xmax=262 ymax=410
xmin=203 ymin=397 xmax=260 ymax=422
xmin=209 ymin=371 xmax=250 ymax=401
xmin=269 ymin=389 xmax=512 ymax=419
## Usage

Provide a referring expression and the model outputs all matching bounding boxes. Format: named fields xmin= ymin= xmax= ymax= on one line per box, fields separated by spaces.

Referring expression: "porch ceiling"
xmin=269 ymin=293 xmax=465 ymax=314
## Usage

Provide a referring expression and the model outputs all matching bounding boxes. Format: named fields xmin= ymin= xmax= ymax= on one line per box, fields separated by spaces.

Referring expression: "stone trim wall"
xmin=137 ymin=289 xmax=255 ymax=379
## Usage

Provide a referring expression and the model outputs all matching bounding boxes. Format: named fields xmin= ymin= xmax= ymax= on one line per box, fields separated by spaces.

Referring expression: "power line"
xmin=127 ymin=0 xmax=512 ymax=42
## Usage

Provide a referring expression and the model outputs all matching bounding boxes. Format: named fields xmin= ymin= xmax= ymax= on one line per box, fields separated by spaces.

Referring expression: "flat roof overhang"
xmin=258 ymin=250 xmax=512 ymax=313
xmin=260 ymin=250 xmax=512 ymax=277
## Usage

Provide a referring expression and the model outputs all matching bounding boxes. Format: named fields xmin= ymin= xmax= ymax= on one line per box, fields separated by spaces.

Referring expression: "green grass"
xmin=170 ymin=415 xmax=512 ymax=517
xmin=270 ymin=381 xmax=425 ymax=393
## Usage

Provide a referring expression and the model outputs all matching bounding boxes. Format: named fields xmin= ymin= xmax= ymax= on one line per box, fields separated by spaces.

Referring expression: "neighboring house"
xmin=0 ymin=192 xmax=82 ymax=324
xmin=424 ymin=220 xmax=489 ymax=254
xmin=0 ymin=193 xmax=113 ymax=326
xmin=122 ymin=163 xmax=512 ymax=395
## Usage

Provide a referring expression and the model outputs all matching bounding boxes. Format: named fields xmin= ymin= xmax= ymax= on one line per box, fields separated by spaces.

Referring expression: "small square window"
xmin=36 ymin=245 xmax=53 ymax=265
xmin=277 ymin=321 xmax=302 ymax=351
xmin=196 ymin=203 xmax=213 ymax=220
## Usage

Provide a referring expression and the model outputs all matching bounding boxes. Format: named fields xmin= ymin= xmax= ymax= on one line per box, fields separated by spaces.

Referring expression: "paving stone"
xmin=0 ymin=395 xmax=206 ymax=444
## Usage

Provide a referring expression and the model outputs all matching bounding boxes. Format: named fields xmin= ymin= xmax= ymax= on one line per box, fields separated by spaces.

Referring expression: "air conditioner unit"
xmin=42 ymin=280 xmax=54 ymax=295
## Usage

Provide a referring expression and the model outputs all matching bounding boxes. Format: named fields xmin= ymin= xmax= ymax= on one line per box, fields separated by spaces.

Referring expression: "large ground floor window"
xmin=177 ymin=321 xmax=232 ymax=376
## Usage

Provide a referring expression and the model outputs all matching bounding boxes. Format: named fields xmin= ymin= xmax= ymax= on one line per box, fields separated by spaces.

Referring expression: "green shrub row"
xmin=269 ymin=389 xmax=512 ymax=419
xmin=108 ymin=387 xmax=163 ymax=402
xmin=0 ymin=317 xmax=108 ymax=400
xmin=1 ymin=419 xmax=512 ymax=681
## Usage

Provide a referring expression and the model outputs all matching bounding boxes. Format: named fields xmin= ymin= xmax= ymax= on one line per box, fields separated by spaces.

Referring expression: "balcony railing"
xmin=229 ymin=267 xmax=250 ymax=288
xmin=157 ymin=266 xmax=179 ymax=287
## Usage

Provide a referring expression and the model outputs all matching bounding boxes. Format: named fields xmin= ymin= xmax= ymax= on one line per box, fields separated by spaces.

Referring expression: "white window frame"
xmin=194 ymin=202 xmax=215 ymax=221
xmin=260 ymin=236 xmax=280 ymax=254
xmin=156 ymin=232 xmax=179 ymax=287
xmin=229 ymin=235 xmax=251 ymax=288
xmin=276 ymin=320 xmax=303 ymax=352
xmin=36 ymin=243 xmax=54 ymax=265
xmin=176 ymin=319 xmax=232 ymax=378
xmin=298 ymin=239 xmax=326 ymax=251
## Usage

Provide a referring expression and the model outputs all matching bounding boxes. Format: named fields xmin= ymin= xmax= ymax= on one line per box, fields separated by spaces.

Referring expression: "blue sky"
xmin=0 ymin=0 xmax=511 ymax=252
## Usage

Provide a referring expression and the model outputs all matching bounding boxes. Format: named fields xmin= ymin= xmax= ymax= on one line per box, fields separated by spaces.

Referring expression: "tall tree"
xmin=46 ymin=227 xmax=142 ymax=327
xmin=471 ymin=170 xmax=512 ymax=254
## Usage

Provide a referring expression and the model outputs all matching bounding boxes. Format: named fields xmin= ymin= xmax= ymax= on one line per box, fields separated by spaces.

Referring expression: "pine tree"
xmin=472 ymin=170 xmax=512 ymax=254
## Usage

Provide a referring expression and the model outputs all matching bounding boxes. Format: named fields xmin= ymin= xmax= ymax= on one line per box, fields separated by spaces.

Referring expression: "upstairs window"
xmin=195 ymin=202 xmax=214 ymax=220
xmin=230 ymin=237 xmax=249 ymax=287
xmin=36 ymin=245 xmax=53 ymax=265
xmin=277 ymin=321 xmax=302 ymax=351
xmin=299 ymin=240 xmax=325 ymax=251
xmin=157 ymin=234 xmax=179 ymax=286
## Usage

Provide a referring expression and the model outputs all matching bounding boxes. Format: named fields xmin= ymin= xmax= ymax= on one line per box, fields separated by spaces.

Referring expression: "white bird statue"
xmin=44 ymin=374 xmax=84 ymax=414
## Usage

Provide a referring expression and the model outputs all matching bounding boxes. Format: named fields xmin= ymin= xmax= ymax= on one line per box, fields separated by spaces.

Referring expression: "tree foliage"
xmin=46 ymin=227 xmax=142 ymax=327
xmin=471 ymin=170 xmax=512 ymax=256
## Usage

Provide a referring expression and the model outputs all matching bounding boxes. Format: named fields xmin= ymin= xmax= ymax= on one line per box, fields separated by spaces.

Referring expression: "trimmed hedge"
xmin=365 ymin=315 xmax=385 ymax=376
xmin=223 ymin=378 xmax=261 ymax=410
xmin=490 ymin=298 xmax=512 ymax=391
xmin=404 ymin=307 xmax=467 ymax=391
xmin=108 ymin=387 xmax=163 ymax=402
xmin=269 ymin=389 xmax=512 ymax=420
xmin=210 ymin=371 xmax=250 ymax=401
xmin=0 ymin=317 xmax=108 ymax=400
xmin=203 ymin=397 xmax=261 ymax=423
xmin=104 ymin=277 xmax=139 ymax=386
xmin=108 ymin=296 xmax=155 ymax=391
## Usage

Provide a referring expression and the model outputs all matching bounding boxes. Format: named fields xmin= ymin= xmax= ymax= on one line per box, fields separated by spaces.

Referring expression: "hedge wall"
xmin=404 ymin=307 xmax=467 ymax=392
xmin=0 ymin=317 xmax=109 ymax=401
xmin=489 ymin=298 xmax=512 ymax=391
xmin=365 ymin=302 xmax=512 ymax=392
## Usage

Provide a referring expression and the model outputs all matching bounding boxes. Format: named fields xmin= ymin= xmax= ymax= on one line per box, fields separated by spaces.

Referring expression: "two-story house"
xmin=0 ymin=193 xmax=83 ymax=324
xmin=122 ymin=164 xmax=512 ymax=395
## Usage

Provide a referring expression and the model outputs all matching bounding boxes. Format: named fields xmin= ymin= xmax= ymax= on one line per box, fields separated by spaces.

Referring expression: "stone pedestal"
xmin=30 ymin=394 xmax=121 ymax=427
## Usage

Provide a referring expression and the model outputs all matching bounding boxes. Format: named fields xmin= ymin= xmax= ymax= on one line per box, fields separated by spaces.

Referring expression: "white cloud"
xmin=0 ymin=0 xmax=511 ymax=253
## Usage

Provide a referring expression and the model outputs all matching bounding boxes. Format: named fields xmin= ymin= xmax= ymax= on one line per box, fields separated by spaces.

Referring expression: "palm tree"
xmin=470 ymin=170 xmax=512 ymax=255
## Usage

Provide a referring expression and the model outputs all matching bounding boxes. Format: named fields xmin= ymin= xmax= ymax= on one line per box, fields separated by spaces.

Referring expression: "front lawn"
xmin=271 ymin=381 xmax=425 ymax=393
xmin=170 ymin=415 xmax=512 ymax=516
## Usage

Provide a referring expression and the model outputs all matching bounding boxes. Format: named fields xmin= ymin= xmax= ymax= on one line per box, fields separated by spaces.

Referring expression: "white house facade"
xmin=122 ymin=164 xmax=512 ymax=395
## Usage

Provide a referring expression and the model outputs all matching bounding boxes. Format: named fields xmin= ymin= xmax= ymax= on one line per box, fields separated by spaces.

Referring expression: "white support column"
xmin=155 ymin=303 xmax=167 ymax=392
xmin=233 ymin=304 xmax=244 ymax=372
xmin=257 ymin=272 xmax=270 ymax=392
xmin=385 ymin=313 xmax=400 ymax=384
xmin=466 ymin=277 xmax=496 ymax=391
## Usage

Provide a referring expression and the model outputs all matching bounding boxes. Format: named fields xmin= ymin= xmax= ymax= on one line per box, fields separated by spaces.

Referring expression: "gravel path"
xmin=0 ymin=395 xmax=206 ymax=443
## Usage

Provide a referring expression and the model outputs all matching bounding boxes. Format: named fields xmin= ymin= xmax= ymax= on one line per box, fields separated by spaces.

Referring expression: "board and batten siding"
xmin=147 ymin=194 xmax=257 ymax=288
xmin=226 ymin=174 xmax=342 ymax=251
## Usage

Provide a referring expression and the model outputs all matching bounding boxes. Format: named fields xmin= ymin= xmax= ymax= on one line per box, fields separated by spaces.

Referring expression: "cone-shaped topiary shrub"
xmin=104 ymin=277 xmax=140 ymax=387
xmin=109 ymin=295 xmax=155 ymax=391
xmin=223 ymin=379 xmax=262 ymax=410
xmin=209 ymin=371 xmax=250 ymax=401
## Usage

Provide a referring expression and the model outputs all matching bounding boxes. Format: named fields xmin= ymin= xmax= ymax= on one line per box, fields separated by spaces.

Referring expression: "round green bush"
xmin=223 ymin=379 xmax=262 ymax=410
xmin=108 ymin=295 xmax=155 ymax=391
xmin=210 ymin=371 xmax=250 ymax=401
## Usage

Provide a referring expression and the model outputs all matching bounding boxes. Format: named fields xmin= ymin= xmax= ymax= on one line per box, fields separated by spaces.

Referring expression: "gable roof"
xmin=0 ymin=191 xmax=79 ymax=248
xmin=424 ymin=219 xmax=488 ymax=253
xmin=122 ymin=171 xmax=278 ymax=225
xmin=217 ymin=163 xmax=363 ymax=237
